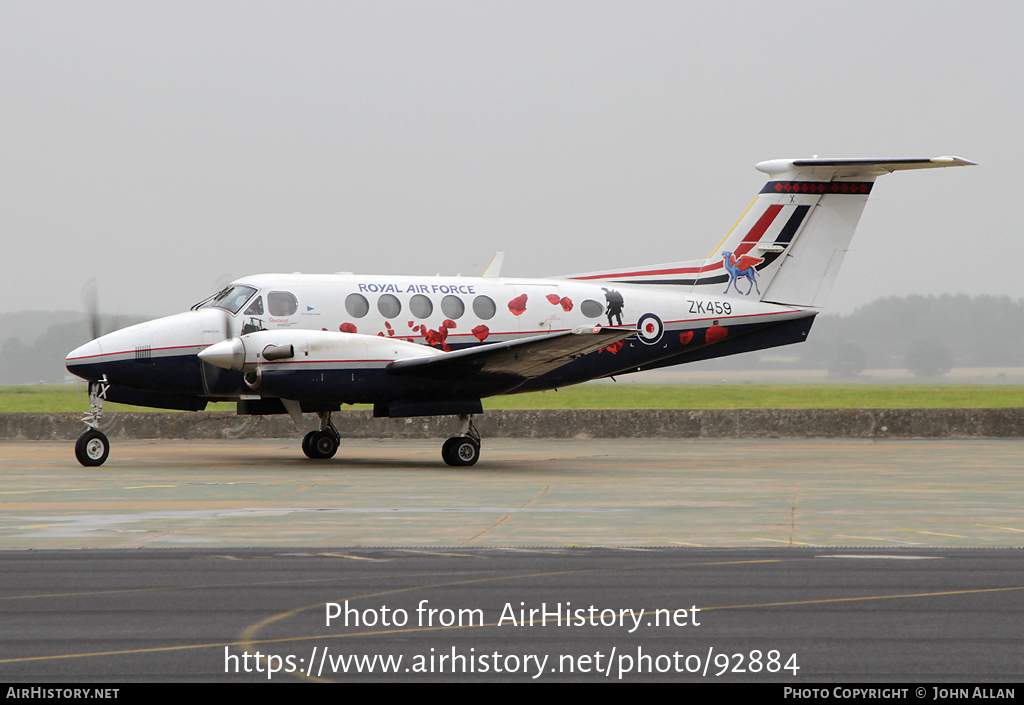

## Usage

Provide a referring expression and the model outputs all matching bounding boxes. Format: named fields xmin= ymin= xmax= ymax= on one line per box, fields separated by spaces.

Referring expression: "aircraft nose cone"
xmin=66 ymin=340 xmax=103 ymax=380
xmin=199 ymin=338 xmax=246 ymax=370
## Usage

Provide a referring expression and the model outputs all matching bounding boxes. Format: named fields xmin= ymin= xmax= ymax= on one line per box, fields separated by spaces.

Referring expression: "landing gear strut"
xmin=442 ymin=415 xmax=480 ymax=467
xmin=302 ymin=411 xmax=340 ymax=459
xmin=75 ymin=377 xmax=110 ymax=467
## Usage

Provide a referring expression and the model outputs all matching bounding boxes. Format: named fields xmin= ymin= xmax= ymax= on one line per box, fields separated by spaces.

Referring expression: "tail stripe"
xmin=776 ymin=205 xmax=811 ymax=245
xmin=700 ymin=204 xmax=784 ymax=272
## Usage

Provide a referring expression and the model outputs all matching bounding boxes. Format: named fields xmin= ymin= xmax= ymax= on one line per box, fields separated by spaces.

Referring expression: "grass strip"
xmin=2 ymin=384 xmax=1021 ymax=413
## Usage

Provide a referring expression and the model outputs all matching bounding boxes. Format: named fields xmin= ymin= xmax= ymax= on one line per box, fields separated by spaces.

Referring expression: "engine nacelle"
xmin=199 ymin=330 xmax=440 ymax=372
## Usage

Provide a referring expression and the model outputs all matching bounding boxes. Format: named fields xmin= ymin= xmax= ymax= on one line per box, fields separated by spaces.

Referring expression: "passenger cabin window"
xmin=243 ymin=296 xmax=264 ymax=316
xmin=581 ymin=300 xmax=603 ymax=318
xmin=410 ymin=294 xmax=433 ymax=319
xmin=346 ymin=293 xmax=369 ymax=318
xmin=268 ymin=291 xmax=298 ymax=316
xmin=378 ymin=294 xmax=401 ymax=318
xmin=472 ymin=295 xmax=496 ymax=320
xmin=441 ymin=295 xmax=465 ymax=319
xmin=195 ymin=285 xmax=257 ymax=315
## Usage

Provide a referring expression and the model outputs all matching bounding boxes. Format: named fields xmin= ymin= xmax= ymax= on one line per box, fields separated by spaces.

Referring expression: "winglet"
xmin=481 ymin=252 xmax=505 ymax=278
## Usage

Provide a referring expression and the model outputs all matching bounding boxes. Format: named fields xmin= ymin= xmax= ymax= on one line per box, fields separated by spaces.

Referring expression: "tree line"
xmin=0 ymin=294 xmax=1020 ymax=384
xmin=799 ymin=294 xmax=1024 ymax=377
xmin=0 ymin=313 xmax=147 ymax=384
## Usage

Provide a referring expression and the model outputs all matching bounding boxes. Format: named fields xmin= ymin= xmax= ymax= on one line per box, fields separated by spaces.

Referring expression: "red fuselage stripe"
xmin=571 ymin=204 xmax=785 ymax=280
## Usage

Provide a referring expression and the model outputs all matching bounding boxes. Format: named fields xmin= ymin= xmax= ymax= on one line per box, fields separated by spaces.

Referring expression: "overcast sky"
xmin=1 ymin=1 xmax=1019 ymax=318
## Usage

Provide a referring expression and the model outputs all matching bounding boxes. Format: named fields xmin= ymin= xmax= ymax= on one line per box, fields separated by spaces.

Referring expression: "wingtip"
xmin=931 ymin=156 xmax=977 ymax=166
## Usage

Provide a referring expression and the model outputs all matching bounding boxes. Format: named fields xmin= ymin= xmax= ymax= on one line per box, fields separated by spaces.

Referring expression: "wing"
xmin=386 ymin=326 xmax=636 ymax=382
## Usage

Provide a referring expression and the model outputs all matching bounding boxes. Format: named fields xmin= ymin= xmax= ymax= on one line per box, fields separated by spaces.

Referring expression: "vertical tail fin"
xmin=705 ymin=157 xmax=975 ymax=307
xmin=565 ymin=157 xmax=974 ymax=305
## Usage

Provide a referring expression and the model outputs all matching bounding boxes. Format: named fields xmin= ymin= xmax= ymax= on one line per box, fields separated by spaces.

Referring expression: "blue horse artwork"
xmin=721 ymin=251 xmax=764 ymax=295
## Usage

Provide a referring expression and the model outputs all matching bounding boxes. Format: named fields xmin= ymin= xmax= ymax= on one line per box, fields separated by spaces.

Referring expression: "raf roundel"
xmin=636 ymin=313 xmax=664 ymax=345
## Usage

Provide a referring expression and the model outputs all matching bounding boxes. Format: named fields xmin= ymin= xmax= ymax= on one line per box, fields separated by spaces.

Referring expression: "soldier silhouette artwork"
xmin=602 ymin=288 xmax=624 ymax=326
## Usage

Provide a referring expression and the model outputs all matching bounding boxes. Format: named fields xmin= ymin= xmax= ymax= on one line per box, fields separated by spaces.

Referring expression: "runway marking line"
xmin=896 ymin=528 xmax=969 ymax=539
xmin=820 ymin=534 xmax=921 ymax=545
xmin=974 ymin=524 xmax=1024 ymax=533
xmin=316 ymin=553 xmax=388 ymax=562
xmin=392 ymin=550 xmax=483 ymax=558
xmin=459 ymin=485 xmax=552 ymax=546
xmin=739 ymin=536 xmax=818 ymax=546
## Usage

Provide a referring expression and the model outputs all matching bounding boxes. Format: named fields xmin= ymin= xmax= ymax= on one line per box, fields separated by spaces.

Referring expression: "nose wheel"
xmin=75 ymin=429 xmax=110 ymax=467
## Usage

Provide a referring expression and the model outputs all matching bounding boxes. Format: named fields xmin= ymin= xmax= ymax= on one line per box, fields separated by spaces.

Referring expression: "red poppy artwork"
xmin=508 ymin=294 xmax=528 ymax=316
xmin=706 ymin=325 xmax=728 ymax=344
xmin=339 ymin=323 xmax=357 ymax=334
xmin=544 ymin=294 xmax=573 ymax=312
xmin=472 ymin=325 xmax=489 ymax=342
xmin=424 ymin=322 xmax=452 ymax=351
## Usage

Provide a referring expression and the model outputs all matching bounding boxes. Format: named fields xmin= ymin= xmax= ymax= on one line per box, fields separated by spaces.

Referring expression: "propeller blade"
xmin=82 ymin=280 xmax=100 ymax=340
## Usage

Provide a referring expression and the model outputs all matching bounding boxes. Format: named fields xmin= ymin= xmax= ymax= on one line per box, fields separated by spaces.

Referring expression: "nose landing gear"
xmin=441 ymin=415 xmax=481 ymax=467
xmin=75 ymin=377 xmax=110 ymax=467
xmin=302 ymin=411 xmax=341 ymax=459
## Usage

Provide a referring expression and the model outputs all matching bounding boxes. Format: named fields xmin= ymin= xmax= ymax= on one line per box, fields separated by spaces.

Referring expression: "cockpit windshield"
xmin=192 ymin=285 xmax=258 ymax=315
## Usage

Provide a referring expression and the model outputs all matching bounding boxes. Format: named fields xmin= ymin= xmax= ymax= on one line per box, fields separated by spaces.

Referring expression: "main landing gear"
xmin=298 ymin=412 xmax=481 ymax=466
xmin=302 ymin=411 xmax=341 ymax=459
xmin=441 ymin=415 xmax=480 ymax=467
xmin=75 ymin=377 xmax=110 ymax=467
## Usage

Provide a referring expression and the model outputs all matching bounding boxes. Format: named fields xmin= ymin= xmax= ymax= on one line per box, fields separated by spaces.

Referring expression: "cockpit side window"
xmin=268 ymin=291 xmax=299 ymax=316
xmin=194 ymin=285 xmax=257 ymax=315
xmin=243 ymin=296 xmax=264 ymax=316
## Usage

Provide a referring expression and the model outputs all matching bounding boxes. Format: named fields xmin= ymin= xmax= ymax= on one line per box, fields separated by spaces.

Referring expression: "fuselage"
xmin=66 ymin=272 xmax=815 ymax=408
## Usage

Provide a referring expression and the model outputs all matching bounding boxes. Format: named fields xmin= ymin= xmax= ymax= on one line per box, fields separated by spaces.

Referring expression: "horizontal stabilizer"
xmin=757 ymin=156 xmax=976 ymax=179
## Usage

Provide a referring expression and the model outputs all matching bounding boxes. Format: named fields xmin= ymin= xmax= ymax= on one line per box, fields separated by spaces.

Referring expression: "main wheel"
xmin=301 ymin=431 xmax=318 ymax=459
xmin=310 ymin=430 xmax=339 ymax=459
xmin=75 ymin=429 xmax=109 ymax=467
xmin=443 ymin=436 xmax=480 ymax=467
xmin=440 ymin=437 xmax=458 ymax=465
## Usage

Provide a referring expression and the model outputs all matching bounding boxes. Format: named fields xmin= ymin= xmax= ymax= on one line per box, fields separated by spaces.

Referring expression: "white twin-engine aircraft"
xmin=66 ymin=157 xmax=973 ymax=467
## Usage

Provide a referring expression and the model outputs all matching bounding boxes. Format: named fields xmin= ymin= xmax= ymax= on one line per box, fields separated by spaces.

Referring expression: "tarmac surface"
xmin=1 ymin=438 xmax=1022 ymax=682
xmin=1 ymin=438 xmax=1022 ymax=548
xmin=0 ymin=547 xmax=1021 ymax=682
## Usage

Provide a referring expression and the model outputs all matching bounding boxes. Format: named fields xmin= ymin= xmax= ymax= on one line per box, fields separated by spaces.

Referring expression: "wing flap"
xmin=386 ymin=326 xmax=635 ymax=381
